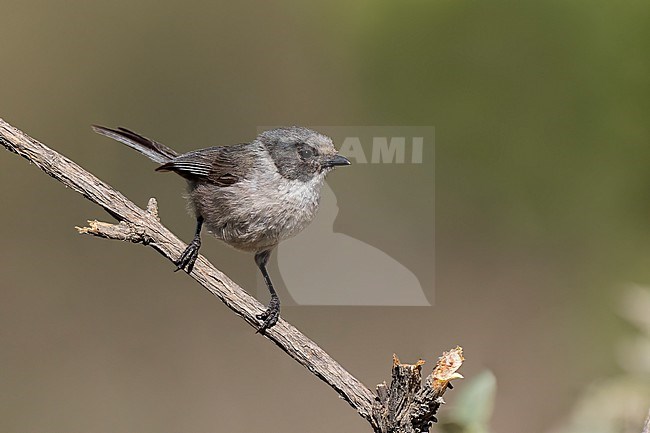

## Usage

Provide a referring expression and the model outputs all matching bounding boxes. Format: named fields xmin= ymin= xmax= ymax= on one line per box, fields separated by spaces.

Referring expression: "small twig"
xmin=0 ymin=118 xmax=463 ymax=431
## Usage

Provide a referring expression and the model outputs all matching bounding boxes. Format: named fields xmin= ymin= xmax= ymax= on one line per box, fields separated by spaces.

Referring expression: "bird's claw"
xmin=175 ymin=239 xmax=201 ymax=273
xmin=256 ymin=296 xmax=280 ymax=333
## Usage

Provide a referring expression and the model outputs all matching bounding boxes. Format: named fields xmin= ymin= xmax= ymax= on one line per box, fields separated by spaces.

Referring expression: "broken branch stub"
xmin=372 ymin=347 xmax=464 ymax=433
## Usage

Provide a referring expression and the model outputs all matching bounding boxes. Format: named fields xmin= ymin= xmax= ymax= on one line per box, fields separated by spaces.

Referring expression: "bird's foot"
xmin=256 ymin=295 xmax=280 ymax=333
xmin=175 ymin=239 xmax=201 ymax=273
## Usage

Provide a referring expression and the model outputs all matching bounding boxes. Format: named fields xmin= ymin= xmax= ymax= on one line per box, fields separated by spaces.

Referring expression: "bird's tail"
xmin=92 ymin=125 xmax=179 ymax=164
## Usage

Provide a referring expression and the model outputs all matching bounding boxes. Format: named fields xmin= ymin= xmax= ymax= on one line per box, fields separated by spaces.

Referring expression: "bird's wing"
xmin=156 ymin=144 xmax=252 ymax=186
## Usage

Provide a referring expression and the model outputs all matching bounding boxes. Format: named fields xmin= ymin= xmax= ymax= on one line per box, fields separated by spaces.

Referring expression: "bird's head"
xmin=259 ymin=127 xmax=350 ymax=182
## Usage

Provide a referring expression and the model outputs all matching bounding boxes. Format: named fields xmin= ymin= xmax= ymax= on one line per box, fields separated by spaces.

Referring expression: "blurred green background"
xmin=1 ymin=1 xmax=649 ymax=432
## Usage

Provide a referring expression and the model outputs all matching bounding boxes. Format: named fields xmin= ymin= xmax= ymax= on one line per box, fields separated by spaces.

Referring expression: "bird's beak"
xmin=323 ymin=154 xmax=351 ymax=168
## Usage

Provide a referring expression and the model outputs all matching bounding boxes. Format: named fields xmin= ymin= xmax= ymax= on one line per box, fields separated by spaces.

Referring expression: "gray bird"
xmin=92 ymin=125 xmax=350 ymax=332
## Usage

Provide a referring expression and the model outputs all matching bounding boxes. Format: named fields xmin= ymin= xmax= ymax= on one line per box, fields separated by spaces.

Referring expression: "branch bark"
xmin=0 ymin=118 xmax=463 ymax=431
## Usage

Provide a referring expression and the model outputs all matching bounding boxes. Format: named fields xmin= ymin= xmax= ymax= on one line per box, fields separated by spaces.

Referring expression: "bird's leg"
xmin=254 ymin=249 xmax=280 ymax=333
xmin=175 ymin=216 xmax=203 ymax=273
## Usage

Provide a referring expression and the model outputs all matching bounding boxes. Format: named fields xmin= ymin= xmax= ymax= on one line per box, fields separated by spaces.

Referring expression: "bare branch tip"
xmin=75 ymin=219 xmax=151 ymax=244
xmin=391 ymin=354 xmax=425 ymax=370
xmin=75 ymin=220 xmax=102 ymax=235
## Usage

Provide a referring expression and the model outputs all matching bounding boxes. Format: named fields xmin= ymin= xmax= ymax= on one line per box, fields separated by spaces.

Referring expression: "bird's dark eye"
xmin=297 ymin=143 xmax=316 ymax=160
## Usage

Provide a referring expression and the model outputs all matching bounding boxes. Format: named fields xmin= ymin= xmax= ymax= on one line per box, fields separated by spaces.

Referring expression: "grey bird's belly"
xmin=188 ymin=171 xmax=325 ymax=253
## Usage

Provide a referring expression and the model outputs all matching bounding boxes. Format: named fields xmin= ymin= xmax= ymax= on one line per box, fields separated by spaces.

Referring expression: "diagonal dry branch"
xmin=0 ymin=118 xmax=463 ymax=432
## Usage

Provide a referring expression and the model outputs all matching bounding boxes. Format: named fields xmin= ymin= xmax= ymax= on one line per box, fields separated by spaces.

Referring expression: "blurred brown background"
xmin=1 ymin=1 xmax=650 ymax=432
